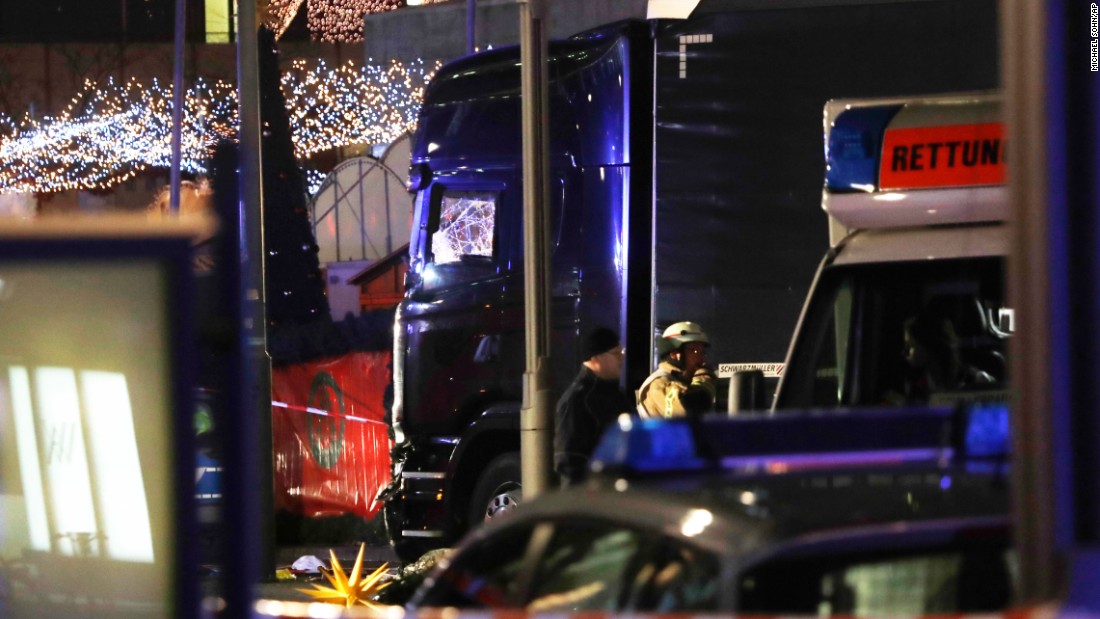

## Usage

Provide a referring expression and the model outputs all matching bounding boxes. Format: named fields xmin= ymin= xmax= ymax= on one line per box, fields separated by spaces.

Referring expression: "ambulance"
xmin=771 ymin=93 xmax=1012 ymax=411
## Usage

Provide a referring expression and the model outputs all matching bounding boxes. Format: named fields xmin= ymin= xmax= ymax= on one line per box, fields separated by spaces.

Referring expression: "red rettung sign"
xmin=879 ymin=123 xmax=1006 ymax=190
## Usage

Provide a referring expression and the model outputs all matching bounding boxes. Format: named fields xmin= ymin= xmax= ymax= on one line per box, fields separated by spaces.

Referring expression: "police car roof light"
xmin=591 ymin=417 xmax=707 ymax=473
xmin=961 ymin=401 xmax=1010 ymax=459
xmin=591 ymin=403 xmax=1010 ymax=477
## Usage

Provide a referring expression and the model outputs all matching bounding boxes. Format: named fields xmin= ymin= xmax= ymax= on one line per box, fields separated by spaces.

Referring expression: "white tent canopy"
xmin=310 ymin=134 xmax=412 ymax=265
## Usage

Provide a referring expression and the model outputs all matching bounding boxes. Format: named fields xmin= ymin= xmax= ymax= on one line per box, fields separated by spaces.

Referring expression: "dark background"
xmin=652 ymin=0 xmax=1000 ymax=377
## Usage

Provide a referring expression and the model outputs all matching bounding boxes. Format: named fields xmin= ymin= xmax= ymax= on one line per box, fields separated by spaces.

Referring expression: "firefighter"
xmin=637 ymin=321 xmax=717 ymax=419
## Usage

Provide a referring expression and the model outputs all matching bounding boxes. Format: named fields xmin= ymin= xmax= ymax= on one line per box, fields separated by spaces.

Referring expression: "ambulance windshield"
xmin=778 ymin=257 xmax=1010 ymax=409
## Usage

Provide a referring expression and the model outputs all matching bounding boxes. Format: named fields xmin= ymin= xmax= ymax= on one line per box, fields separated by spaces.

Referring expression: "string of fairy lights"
xmin=0 ymin=58 xmax=438 ymax=195
xmin=307 ymin=0 xmax=403 ymax=43
xmin=262 ymin=0 xmax=403 ymax=42
xmin=284 ymin=58 xmax=427 ymax=158
xmin=264 ymin=0 xmax=307 ymax=37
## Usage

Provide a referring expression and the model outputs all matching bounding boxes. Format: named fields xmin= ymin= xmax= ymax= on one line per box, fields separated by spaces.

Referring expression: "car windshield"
xmin=739 ymin=546 xmax=1017 ymax=616
xmin=414 ymin=517 xmax=721 ymax=612
xmin=778 ymin=257 xmax=1010 ymax=409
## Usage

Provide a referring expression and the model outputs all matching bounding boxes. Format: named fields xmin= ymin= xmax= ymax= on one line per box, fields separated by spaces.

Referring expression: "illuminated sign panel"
xmin=879 ymin=122 xmax=1006 ymax=191
xmin=0 ymin=223 xmax=197 ymax=619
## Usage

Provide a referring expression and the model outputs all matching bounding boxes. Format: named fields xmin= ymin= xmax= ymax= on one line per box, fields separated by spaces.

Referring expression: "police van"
xmin=770 ymin=93 xmax=1012 ymax=411
xmin=410 ymin=404 xmax=1015 ymax=613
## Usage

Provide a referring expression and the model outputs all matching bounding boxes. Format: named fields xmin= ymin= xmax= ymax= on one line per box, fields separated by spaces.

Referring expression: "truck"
xmin=381 ymin=0 xmax=1001 ymax=561
xmin=772 ymin=93 xmax=1011 ymax=411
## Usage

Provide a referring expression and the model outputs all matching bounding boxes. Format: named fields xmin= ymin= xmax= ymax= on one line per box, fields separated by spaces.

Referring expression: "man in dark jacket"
xmin=554 ymin=327 xmax=634 ymax=487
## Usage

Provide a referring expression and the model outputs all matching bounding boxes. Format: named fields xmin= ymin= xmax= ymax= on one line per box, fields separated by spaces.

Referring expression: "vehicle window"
xmin=738 ymin=548 xmax=1016 ymax=616
xmin=780 ymin=277 xmax=854 ymax=408
xmin=431 ymin=191 xmax=497 ymax=265
xmin=524 ymin=521 xmax=653 ymax=612
xmin=415 ymin=523 xmax=538 ymax=608
xmin=814 ymin=280 xmax=853 ymax=406
xmin=781 ymin=258 xmax=1010 ymax=408
xmin=621 ymin=539 xmax=721 ymax=611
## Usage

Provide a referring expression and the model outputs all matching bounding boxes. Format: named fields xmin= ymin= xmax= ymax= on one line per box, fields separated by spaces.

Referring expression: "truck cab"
xmin=383 ymin=22 xmax=654 ymax=560
xmin=774 ymin=93 xmax=1012 ymax=411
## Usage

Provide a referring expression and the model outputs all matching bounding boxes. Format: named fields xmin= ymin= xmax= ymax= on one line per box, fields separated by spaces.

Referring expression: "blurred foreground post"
xmin=1004 ymin=0 xmax=1100 ymax=607
xmin=519 ymin=0 xmax=553 ymax=499
xmin=223 ymin=0 xmax=275 ymax=616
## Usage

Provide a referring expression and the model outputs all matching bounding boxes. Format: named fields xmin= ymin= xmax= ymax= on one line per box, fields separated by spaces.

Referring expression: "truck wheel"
xmin=467 ymin=453 xmax=522 ymax=529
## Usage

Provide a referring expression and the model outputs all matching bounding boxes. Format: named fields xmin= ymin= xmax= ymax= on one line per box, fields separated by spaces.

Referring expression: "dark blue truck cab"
xmin=384 ymin=22 xmax=656 ymax=559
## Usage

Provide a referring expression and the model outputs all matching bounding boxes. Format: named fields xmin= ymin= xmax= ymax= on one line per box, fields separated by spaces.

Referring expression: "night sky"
xmin=1 ymin=0 xmax=181 ymax=42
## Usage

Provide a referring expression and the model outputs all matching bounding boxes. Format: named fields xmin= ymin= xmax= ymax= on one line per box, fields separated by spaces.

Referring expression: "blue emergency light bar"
xmin=824 ymin=105 xmax=901 ymax=193
xmin=591 ymin=404 xmax=1011 ymax=476
xmin=590 ymin=415 xmax=707 ymax=473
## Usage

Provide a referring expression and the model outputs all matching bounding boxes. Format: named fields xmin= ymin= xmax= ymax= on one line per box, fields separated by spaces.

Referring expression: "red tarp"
xmin=271 ymin=351 xmax=392 ymax=519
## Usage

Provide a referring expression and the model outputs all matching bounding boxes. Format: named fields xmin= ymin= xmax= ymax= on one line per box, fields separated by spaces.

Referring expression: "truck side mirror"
xmin=729 ymin=369 xmax=766 ymax=414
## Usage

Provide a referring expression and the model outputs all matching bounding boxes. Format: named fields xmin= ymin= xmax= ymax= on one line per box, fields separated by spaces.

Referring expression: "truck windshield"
xmin=778 ymin=257 xmax=1010 ymax=409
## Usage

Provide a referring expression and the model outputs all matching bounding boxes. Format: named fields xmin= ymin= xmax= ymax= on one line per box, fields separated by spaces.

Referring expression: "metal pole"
xmin=467 ymin=0 xmax=476 ymax=54
xmin=170 ymin=0 xmax=185 ymax=213
xmin=226 ymin=0 xmax=274 ymax=614
xmin=1002 ymin=0 xmax=1060 ymax=603
xmin=518 ymin=0 xmax=553 ymax=499
xmin=383 ymin=162 xmax=392 ymax=255
xmin=335 ymin=176 xmax=342 ymax=261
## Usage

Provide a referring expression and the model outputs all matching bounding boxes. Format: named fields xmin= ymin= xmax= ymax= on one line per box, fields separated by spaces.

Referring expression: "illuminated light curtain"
xmin=0 ymin=59 xmax=438 ymax=195
xmin=307 ymin=0 xmax=402 ymax=43
xmin=264 ymin=0 xmax=307 ymax=38
xmin=283 ymin=58 xmax=433 ymax=157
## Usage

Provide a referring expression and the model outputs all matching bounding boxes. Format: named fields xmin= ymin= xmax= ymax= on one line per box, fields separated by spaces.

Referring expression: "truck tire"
xmin=467 ymin=453 xmax=522 ymax=529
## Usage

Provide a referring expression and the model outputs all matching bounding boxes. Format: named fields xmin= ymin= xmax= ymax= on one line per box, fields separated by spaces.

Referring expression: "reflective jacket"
xmin=636 ymin=360 xmax=717 ymax=419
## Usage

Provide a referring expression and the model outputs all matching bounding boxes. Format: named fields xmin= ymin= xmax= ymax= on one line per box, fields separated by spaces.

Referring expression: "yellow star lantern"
xmin=299 ymin=543 xmax=391 ymax=607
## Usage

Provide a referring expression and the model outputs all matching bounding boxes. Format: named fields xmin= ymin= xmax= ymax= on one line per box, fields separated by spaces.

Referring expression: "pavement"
xmin=265 ymin=543 xmax=400 ymax=602
xmin=201 ymin=542 xmax=402 ymax=603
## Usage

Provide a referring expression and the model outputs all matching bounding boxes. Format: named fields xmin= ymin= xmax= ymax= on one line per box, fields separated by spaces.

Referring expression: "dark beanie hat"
xmin=584 ymin=327 xmax=620 ymax=360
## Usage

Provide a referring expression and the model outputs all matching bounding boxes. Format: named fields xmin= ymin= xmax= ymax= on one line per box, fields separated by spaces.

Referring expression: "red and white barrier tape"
xmin=252 ymin=604 xmax=1064 ymax=619
xmin=271 ymin=400 xmax=388 ymax=427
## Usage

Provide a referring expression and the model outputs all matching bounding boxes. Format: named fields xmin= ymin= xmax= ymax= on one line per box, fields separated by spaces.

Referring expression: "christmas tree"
xmin=257 ymin=25 xmax=330 ymax=330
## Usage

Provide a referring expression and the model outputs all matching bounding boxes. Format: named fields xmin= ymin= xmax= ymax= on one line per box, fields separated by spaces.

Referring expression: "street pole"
xmin=169 ymin=0 xmax=184 ymax=213
xmin=1004 ymin=0 xmax=1100 ymax=605
xmin=224 ymin=0 xmax=275 ymax=614
xmin=1002 ymin=0 xmax=1059 ymax=602
xmin=467 ymin=0 xmax=476 ymax=54
xmin=518 ymin=0 xmax=553 ymax=499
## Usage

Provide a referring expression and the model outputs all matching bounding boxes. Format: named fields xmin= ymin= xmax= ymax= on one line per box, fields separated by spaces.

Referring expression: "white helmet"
xmin=657 ymin=321 xmax=709 ymax=357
